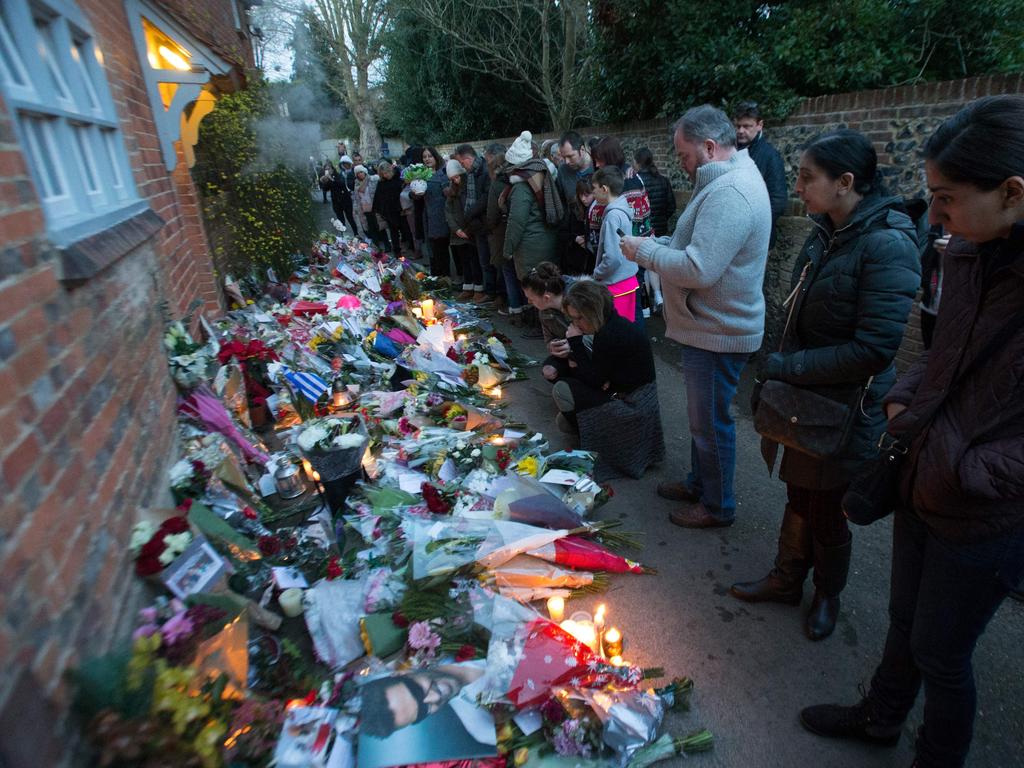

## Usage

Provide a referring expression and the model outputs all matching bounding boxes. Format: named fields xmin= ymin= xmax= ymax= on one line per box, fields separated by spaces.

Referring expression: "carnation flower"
xmin=407 ymin=621 xmax=440 ymax=654
xmin=129 ymin=521 xmax=158 ymax=555
xmin=159 ymin=516 xmax=190 ymax=535
xmin=298 ymin=424 xmax=329 ymax=453
xmin=132 ymin=623 xmax=160 ymax=642
xmin=331 ymin=433 xmax=364 ymax=449
xmin=135 ymin=556 xmax=163 ymax=577
xmin=161 ymin=611 xmax=195 ymax=645
xmin=455 ymin=644 xmax=477 ymax=662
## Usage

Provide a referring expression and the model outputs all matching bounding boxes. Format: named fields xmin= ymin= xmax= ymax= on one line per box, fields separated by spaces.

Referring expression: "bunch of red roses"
xmin=217 ymin=336 xmax=279 ymax=407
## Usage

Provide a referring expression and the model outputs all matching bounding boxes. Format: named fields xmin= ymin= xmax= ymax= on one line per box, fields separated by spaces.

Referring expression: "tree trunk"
xmin=354 ymin=103 xmax=382 ymax=158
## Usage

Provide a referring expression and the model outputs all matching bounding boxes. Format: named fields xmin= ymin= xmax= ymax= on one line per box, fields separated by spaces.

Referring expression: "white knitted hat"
xmin=445 ymin=159 xmax=466 ymax=177
xmin=506 ymin=131 xmax=533 ymax=165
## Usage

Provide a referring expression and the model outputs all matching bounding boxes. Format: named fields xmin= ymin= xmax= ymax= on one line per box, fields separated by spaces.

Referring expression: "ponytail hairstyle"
xmin=634 ymin=147 xmax=659 ymax=176
xmin=521 ymin=261 xmax=566 ymax=297
xmin=925 ymin=95 xmax=1024 ymax=190
xmin=803 ymin=129 xmax=883 ymax=195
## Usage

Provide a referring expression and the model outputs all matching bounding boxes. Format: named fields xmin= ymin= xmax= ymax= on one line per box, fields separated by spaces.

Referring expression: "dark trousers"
xmin=428 ymin=236 xmax=453 ymax=278
xmin=476 ymin=234 xmax=497 ymax=294
xmin=452 ymin=242 xmax=482 ymax=288
xmin=867 ymin=509 xmax=1024 ymax=767
xmin=786 ymin=484 xmax=849 ymax=546
xmin=331 ymin=195 xmax=359 ymax=234
xmin=381 ymin=215 xmax=412 ymax=255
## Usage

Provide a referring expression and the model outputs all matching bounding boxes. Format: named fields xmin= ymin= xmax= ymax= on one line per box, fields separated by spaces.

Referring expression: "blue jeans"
xmin=679 ymin=345 xmax=749 ymax=519
xmin=867 ymin=509 xmax=1024 ymax=768
xmin=502 ymin=261 xmax=524 ymax=311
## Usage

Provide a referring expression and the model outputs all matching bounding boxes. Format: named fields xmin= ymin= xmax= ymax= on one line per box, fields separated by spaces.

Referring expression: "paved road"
xmin=491 ymin=310 xmax=1024 ymax=768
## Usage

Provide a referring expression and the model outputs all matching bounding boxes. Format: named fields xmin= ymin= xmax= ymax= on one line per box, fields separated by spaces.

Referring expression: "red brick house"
xmin=0 ymin=0 xmax=256 ymax=762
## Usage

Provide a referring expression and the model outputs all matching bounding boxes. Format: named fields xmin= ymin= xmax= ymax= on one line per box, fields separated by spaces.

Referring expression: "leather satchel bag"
xmin=752 ymin=261 xmax=870 ymax=459
xmin=843 ymin=307 xmax=1024 ymax=525
xmin=754 ymin=378 xmax=869 ymax=459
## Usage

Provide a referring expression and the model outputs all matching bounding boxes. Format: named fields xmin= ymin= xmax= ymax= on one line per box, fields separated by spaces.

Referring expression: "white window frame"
xmin=0 ymin=0 xmax=146 ymax=248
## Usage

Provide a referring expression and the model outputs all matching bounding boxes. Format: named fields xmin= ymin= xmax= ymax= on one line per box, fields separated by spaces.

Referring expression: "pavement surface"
xmin=484 ymin=307 xmax=1024 ymax=768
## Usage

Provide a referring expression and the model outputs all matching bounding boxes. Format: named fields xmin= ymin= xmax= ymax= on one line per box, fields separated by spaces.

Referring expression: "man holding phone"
xmin=620 ymin=105 xmax=771 ymax=528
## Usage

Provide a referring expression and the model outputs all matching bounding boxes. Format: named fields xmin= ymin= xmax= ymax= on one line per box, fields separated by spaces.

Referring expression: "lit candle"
xmin=412 ymin=307 xmax=423 ymax=319
xmin=603 ymin=627 xmax=623 ymax=658
xmin=594 ymin=604 xmax=606 ymax=633
xmin=301 ymin=459 xmax=315 ymax=481
xmin=278 ymin=588 xmax=305 ymax=618
xmin=490 ymin=386 xmax=502 ymax=399
xmin=421 ymin=299 xmax=435 ymax=320
xmin=609 ymin=655 xmax=624 ymax=667
xmin=547 ymin=596 xmax=565 ymax=623
xmin=490 ymin=435 xmax=506 ymax=446
xmin=561 ymin=618 xmax=598 ymax=653
xmin=457 ymin=334 xmax=468 ymax=343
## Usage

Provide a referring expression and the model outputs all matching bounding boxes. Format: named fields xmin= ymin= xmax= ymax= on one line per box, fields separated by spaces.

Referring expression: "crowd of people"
xmin=317 ymin=95 xmax=1023 ymax=768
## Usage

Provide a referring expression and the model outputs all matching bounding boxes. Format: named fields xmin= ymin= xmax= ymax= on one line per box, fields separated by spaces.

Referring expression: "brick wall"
xmin=0 ymin=2 xmax=250 ymax=765
xmin=437 ymin=74 xmax=1024 ymax=371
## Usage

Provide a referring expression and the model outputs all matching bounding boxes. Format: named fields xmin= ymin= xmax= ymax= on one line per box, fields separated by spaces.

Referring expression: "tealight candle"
xmin=491 ymin=386 xmax=502 ymax=399
xmin=609 ymin=655 xmax=624 ymax=667
xmin=278 ymin=588 xmax=305 ymax=618
xmin=603 ymin=627 xmax=623 ymax=658
xmin=547 ymin=596 xmax=565 ymax=623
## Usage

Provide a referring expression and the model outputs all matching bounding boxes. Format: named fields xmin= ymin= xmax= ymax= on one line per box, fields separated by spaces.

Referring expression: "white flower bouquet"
xmin=296 ymin=415 xmax=368 ymax=481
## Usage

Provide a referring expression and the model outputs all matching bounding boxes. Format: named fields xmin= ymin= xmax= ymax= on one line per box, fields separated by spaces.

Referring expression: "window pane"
xmin=72 ymin=125 xmax=100 ymax=194
xmin=22 ymin=117 xmax=66 ymax=200
xmin=34 ymin=17 xmax=70 ymax=101
xmin=70 ymin=41 xmax=99 ymax=110
xmin=0 ymin=7 xmax=28 ymax=86
xmin=102 ymin=129 xmax=124 ymax=189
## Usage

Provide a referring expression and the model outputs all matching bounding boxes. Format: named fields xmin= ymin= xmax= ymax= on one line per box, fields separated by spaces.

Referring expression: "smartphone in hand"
xmin=616 ymin=227 xmax=627 ymax=238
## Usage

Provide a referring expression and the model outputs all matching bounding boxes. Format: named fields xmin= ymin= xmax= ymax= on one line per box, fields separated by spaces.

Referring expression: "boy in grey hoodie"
xmin=592 ymin=166 xmax=641 ymax=322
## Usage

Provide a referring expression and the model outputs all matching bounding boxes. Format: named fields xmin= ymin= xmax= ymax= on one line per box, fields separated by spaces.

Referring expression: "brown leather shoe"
xmin=656 ymin=481 xmax=701 ymax=503
xmin=457 ymin=290 xmax=475 ymax=300
xmin=669 ymin=503 xmax=734 ymax=529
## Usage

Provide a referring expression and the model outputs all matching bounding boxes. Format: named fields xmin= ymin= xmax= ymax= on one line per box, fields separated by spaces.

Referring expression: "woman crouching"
xmin=551 ymin=280 xmax=664 ymax=480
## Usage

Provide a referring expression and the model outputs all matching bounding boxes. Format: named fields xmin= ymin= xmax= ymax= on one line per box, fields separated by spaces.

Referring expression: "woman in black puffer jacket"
xmin=634 ymin=147 xmax=675 ymax=237
xmin=731 ymin=129 xmax=921 ymax=641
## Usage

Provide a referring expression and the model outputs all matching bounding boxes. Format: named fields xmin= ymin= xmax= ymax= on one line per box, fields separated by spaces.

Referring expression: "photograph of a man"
xmin=357 ymin=661 xmax=497 ymax=768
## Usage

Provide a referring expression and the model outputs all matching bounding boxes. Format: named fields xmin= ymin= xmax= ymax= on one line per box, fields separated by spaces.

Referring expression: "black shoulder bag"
xmin=753 ymin=262 xmax=872 ymax=460
xmin=843 ymin=307 xmax=1024 ymax=525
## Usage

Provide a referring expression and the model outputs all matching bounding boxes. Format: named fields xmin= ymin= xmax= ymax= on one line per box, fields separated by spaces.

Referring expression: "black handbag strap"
xmin=894 ymin=306 xmax=1024 ymax=446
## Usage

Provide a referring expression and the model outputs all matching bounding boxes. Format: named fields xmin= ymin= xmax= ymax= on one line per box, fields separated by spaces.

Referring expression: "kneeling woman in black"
xmin=551 ymin=280 xmax=664 ymax=480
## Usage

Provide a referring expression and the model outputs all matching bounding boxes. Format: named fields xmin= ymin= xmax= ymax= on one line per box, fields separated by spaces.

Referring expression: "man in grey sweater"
xmin=621 ymin=105 xmax=771 ymax=528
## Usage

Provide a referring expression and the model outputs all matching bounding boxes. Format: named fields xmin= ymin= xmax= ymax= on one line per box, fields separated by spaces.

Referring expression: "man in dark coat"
xmin=734 ymin=101 xmax=788 ymax=247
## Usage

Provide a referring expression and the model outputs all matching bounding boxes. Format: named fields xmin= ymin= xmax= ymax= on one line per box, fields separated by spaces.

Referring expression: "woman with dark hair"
xmin=634 ymin=147 xmax=676 ymax=236
xmin=633 ymin=147 xmax=673 ymax=311
xmin=550 ymin=279 xmax=663 ymax=480
xmin=421 ymin=147 xmax=454 ymax=278
xmin=734 ymin=128 xmax=921 ymax=641
xmin=800 ymin=96 xmax=1024 ymax=768
xmin=522 ymin=261 xmax=580 ymax=381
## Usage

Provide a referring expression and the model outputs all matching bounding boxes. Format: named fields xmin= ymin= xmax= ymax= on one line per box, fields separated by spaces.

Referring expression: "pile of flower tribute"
xmin=75 ymin=233 xmax=713 ymax=768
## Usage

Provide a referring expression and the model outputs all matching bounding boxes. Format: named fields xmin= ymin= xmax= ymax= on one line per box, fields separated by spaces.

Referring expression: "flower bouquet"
xmin=297 ymin=415 xmax=368 ymax=511
xmin=165 ymin=320 xmax=215 ymax=390
xmin=401 ymin=163 xmax=432 ymax=195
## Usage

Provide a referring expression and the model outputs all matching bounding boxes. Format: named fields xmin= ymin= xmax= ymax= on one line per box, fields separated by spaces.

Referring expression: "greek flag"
xmin=285 ymin=370 xmax=329 ymax=402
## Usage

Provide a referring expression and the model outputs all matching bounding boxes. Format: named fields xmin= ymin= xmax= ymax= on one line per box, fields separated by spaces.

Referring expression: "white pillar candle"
xmin=279 ymin=588 xmax=305 ymax=618
xmin=547 ymin=596 xmax=565 ymax=623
